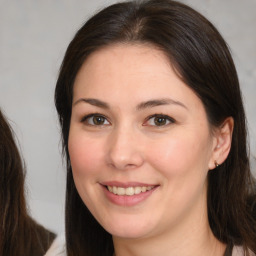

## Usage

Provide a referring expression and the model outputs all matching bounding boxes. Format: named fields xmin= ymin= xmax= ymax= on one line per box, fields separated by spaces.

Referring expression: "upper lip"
xmin=100 ymin=181 xmax=158 ymax=188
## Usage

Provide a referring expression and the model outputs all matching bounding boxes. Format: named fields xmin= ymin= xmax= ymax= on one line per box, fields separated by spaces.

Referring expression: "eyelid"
xmin=143 ymin=114 xmax=175 ymax=126
xmin=80 ymin=113 xmax=175 ymax=127
xmin=80 ymin=113 xmax=111 ymax=125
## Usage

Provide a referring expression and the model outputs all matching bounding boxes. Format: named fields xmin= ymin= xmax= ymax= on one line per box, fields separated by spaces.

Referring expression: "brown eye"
xmin=92 ymin=116 xmax=106 ymax=125
xmin=82 ymin=114 xmax=110 ymax=126
xmin=154 ymin=117 xmax=167 ymax=126
xmin=144 ymin=114 xmax=175 ymax=127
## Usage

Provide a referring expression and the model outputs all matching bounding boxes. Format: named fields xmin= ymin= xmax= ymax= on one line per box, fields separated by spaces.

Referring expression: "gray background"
xmin=0 ymin=0 xmax=255 ymax=234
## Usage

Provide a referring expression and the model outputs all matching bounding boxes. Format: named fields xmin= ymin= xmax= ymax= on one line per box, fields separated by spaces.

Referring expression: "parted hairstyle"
xmin=54 ymin=0 xmax=256 ymax=255
xmin=0 ymin=109 xmax=56 ymax=256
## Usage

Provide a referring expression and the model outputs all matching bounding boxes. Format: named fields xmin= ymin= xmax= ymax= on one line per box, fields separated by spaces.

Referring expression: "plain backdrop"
xmin=0 ymin=0 xmax=255 ymax=234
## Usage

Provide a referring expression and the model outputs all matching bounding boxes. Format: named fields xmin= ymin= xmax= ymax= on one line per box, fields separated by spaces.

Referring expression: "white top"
xmin=232 ymin=246 xmax=256 ymax=256
xmin=44 ymin=237 xmax=254 ymax=256
xmin=44 ymin=234 xmax=66 ymax=256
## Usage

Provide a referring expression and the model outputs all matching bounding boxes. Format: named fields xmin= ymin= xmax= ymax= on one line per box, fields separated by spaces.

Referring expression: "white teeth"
xmin=117 ymin=187 xmax=125 ymax=195
xmin=107 ymin=185 xmax=154 ymax=196
xmin=134 ymin=187 xmax=142 ymax=194
xmin=126 ymin=187 xmax=134 ymax=196
xmin=113 ymin=186 xmax=117 ymax=194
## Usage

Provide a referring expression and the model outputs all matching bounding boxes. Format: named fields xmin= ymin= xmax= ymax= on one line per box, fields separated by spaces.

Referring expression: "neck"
xmin=113 ymin=187 xmax=226 ymax=256
xmin=114 ymin=235 xmax=225 ymax=256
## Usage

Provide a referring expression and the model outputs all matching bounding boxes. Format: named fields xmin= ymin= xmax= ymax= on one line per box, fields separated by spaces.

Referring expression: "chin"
xmin=110 ymin=228 xmax=150 ymax=240
xmin=101 ymin=217 xmax=155 ymax=239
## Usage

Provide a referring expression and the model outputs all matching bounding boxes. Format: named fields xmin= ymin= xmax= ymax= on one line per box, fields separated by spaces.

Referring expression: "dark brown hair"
xmin=54 ymin=0 xmax=256 ymax=255
xmin=0 ymin=109 xmax=56 ymax=255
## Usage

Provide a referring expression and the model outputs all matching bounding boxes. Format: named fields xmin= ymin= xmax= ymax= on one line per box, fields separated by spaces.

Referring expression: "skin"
xmin=68 ymin=43 xmax=233 ymax=256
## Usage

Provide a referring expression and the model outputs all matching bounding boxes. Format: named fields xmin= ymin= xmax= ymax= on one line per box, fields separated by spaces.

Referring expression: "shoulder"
xmin=232 ymin=246 xmax=256 ymax=256
xmin=44 ymin=234 xmax=66 ymax=256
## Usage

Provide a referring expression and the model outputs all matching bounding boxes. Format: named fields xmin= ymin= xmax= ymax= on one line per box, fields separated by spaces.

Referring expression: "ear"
xmin=208 ymin=117 xmax=234 ymax=170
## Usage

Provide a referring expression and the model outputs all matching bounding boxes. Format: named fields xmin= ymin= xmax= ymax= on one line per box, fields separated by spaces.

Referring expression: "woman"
xmin=0 ymin=109 xmax=56 ymax=255
xmin=54 ymin=0 xmax=256 ymax=255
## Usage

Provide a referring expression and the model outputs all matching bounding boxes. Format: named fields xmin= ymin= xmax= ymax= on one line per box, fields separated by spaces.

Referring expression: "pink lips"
xmin=100 ymin=181 xmax=158 ymax=207
xmin=101 ymin=181 xmax=156 ymax=188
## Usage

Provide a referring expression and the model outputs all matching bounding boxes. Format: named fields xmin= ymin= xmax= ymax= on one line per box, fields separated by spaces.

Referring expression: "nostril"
xmin=107 ymin=150 xmax=144 ymax=170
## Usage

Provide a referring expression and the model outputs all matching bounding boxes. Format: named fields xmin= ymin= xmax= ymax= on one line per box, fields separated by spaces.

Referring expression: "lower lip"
xmin=102 ymin=186 xmax=158 ymax=207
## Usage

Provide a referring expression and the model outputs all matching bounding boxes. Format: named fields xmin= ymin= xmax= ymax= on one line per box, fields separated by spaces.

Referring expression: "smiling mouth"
xmin=106 ymin=185 xmax=155 ymax=196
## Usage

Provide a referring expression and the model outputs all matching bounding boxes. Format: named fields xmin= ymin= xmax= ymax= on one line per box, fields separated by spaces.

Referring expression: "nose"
xmin=106 ymin=127 xmax=144 ymax=170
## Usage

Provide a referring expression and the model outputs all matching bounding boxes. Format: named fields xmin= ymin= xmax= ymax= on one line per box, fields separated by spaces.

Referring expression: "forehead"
xmin=73 ymin=43 xmax=204 ymax=112
xmin=76 ymin=43 xmax=172 ymax=79
xmin=74 ymin=44 xmax=179 ymax=93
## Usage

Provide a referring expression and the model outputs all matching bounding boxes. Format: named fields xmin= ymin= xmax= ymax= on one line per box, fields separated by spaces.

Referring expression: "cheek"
xmin=147 ymin=133 xmax=211 ymax=218
xmin=146 ymin=132 xmax=211 ymax=178
xmin=68 ymin=134 xmax=104 ymax=177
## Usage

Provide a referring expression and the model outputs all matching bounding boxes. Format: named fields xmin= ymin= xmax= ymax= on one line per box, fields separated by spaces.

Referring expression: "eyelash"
xmin=143 ymin=114 xmax=175 ymax=127
xmin=81 ymin=113 xmax=111 ymax=126
xmin=80 ymin=113 xmax=175 ymax=127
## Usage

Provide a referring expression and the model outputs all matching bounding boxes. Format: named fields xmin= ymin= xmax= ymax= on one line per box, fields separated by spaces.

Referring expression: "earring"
xmin=215 ymin=161 xmax=219 ymax=168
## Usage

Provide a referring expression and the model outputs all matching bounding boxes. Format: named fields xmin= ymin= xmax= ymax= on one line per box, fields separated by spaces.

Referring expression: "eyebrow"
xmin=136 ymin=98 xmax=188 ymax=111
xmin=73 ymin=97 xmax=187 ymax=110
xmin=73 ymin=98 xmax=110 ymax=109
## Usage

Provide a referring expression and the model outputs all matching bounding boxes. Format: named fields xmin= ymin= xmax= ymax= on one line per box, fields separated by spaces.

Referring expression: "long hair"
xmin=54 ymin=1 xmax=256 ymax=255
xmin=0 ymin=110 xmax=56 ymax=255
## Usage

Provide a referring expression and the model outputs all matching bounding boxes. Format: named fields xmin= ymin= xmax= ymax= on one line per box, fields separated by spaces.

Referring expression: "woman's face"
xmin=68 ymin=44 xmax=218 ymax=240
